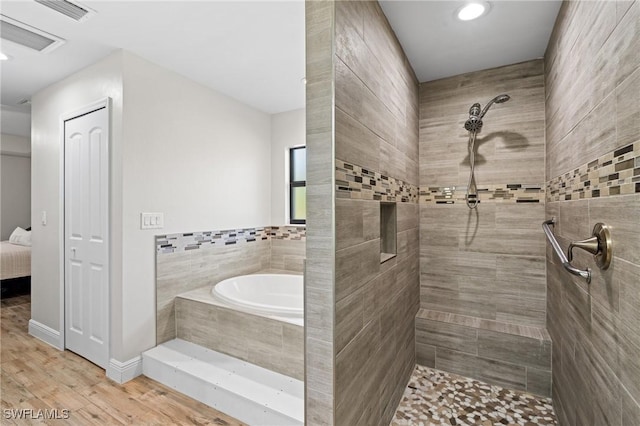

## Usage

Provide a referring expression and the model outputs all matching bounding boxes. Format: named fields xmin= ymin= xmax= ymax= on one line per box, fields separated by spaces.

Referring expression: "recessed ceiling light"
xmin=0 ymin=52 xmax=9 ymax=60
xmin=457 ymin=2 xmax=489 ymax=21
xmin=301 ymin=77 xmax=307 ymax=85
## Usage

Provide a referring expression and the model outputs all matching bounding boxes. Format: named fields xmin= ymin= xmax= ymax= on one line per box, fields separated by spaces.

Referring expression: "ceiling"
xmin=0 ymin=0 xmax=305 ymax=138
xmin=0 ymin=1 xmax=561 ymax=140
xmin=379 ymin=1 xmax=562 ymax=82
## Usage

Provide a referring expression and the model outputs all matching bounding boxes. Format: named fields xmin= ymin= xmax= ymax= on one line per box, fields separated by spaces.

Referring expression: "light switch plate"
xmin=141 ymin=212 xmax=164 ymax=229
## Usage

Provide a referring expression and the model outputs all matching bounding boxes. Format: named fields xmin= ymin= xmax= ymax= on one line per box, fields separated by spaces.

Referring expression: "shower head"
xmin=464 ymin=116 xmax=483 ymax=132
xmin=479 ymin=94 xmax=510 ymax=119
xmin=464 ymin=103 xmax=483 ymax=131
xmin=464 ymin=95 xmax=510 ymax=132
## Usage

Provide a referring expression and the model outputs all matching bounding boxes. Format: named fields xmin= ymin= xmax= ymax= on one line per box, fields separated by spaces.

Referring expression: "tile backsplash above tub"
xmin=155 ymin=224 xmax=306 ymax=344
xmin=156 ymin=225 xmax=306 ymax=254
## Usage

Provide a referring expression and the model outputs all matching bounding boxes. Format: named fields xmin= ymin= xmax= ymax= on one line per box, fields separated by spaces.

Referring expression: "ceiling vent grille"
xmin=34 ymin=0 xmax=95 ymax=22
xmin=0 ymin=15 xmax=65 ymax=53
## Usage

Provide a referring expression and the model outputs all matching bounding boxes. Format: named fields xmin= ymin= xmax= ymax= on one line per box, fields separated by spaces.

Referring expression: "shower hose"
xmin=466 ymin=131 xmax=479 ymax=209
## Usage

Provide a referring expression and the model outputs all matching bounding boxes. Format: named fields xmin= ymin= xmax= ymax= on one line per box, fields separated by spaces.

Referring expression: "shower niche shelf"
xmin=380 ymin=202 xmax=397 ymax=264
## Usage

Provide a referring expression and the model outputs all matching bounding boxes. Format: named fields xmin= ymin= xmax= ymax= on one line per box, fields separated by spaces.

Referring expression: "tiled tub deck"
xmin=174 ymin=275 xmax=304 ymax=381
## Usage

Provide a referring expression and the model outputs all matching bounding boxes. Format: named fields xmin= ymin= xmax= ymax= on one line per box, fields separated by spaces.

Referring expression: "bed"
xmin=1 ymin=241 xmax=31 ymax=297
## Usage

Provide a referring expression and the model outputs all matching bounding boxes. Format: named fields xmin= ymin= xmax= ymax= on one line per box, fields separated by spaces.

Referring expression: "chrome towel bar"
xmin=542 ymin=218 xmax=612 ymax=284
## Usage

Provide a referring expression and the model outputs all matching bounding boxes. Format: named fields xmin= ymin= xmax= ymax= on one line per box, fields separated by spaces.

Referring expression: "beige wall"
xmin=419 ymin=60 xmax=547 ymax=328
xmin=271 ymin=108 xmax=306 ymax=225
xmin=545 ymin=1 xmax=640 ymax=424
xmin=305 ymin=1 xmax=419 ymax=424
xmin=1 ymin=134 xmax=31 ymax=240
xmin=30 ymin=50 xmax=274 ymax=365
xmin=0 ymin=133 xmax=30 ymax=155
xmin=30 ymin=51 xmax=124 ymax=346
xmin=120 ymin=52 xmax=272 ymax=361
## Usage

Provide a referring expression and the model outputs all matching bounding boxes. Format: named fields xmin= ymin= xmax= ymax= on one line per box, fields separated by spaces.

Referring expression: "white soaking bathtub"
xmin=212 ymin=273 xmax=303 ymax=325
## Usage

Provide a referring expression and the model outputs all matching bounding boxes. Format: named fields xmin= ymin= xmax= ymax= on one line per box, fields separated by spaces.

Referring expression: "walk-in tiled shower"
xmin=305 ymin=0 xmax=639 ymax=425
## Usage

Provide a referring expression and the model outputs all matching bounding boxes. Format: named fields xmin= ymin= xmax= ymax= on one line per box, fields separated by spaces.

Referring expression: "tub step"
xmin=142 ymin=339 xmax=304 ymax=425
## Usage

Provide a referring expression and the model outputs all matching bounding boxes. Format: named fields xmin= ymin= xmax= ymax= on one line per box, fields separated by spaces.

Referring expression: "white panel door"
xmin=64 ymin=106 xmax=109 ymax=369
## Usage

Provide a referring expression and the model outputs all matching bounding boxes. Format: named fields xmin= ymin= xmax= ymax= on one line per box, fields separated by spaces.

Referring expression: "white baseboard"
xmin=28 ymin=319 xmax=63 ymax=350
xmin=106 ymin=356 xmax=143 ymax=384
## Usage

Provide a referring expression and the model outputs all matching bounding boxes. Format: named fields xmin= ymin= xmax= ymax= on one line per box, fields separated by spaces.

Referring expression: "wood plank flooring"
xmin=1 ymin=296 xmax=245 ymax=425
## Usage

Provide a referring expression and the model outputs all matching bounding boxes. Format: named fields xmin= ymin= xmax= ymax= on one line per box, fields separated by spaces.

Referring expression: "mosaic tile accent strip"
xmin=336 ymin=159 xmax=419 ymax=203
xmin=156 ymin=225 xmax=305 ymax=254
xmin=269 ymin=225 xmax=306 ymax=240
xmin=392 ymin=365 xmax=557 ymax=426
xmin=547 ymin=142 xmax=640 ymax=202
xmin=419 ymin=184 xmax=545 ymax=205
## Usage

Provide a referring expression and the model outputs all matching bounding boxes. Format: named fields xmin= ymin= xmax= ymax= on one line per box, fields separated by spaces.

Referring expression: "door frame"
xmin=58 ymin=97 xmax=111 ymax=361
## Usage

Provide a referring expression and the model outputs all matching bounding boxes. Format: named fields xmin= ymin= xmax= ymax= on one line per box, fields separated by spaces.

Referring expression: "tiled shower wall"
xmin=544 ymin=1 xmax=640 ymax=425
xmin=155 ymin=226 xmax=305 ymax=344
xmin=305 ymin=1 xmax=420 ymax=424
xmin=418 ymin=60 xmax=547 ymax=327
xmin=334 ymin=1 xmax=419 ymax=425
xmin=305 ymin=0 xmax=336 ymax=422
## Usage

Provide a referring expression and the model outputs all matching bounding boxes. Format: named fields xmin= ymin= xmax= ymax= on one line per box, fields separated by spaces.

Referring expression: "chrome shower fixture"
xmin=480 ymin=94 xmax=510 ymax=119
xmin=464 ymin=103 xmax=483 ymax=132
xmin=463 ymin=94 xmax=510 ymax=132
xmin=463 ymin=94 xmax=511 ymax=209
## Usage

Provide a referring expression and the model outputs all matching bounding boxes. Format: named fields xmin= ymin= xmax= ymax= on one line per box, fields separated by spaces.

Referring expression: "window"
xmin=289 ymin=146 xmax=306 ymax=224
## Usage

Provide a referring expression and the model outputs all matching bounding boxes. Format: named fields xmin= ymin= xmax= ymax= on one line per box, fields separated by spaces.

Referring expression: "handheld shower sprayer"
xmin=463 ymin=94 xmax=511 ymax=209
xmin=464 ymin=94 xmax=510 ymax=132
xmin=480 ymin=94 xmax=510 ymax=119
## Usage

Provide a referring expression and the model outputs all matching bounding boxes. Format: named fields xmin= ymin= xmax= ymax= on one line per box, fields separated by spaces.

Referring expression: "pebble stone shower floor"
xmin=392 ymin=365 xmax=557 ymax=426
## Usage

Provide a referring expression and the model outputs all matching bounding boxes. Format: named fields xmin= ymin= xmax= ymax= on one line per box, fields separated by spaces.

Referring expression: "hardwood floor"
xmin=1 ymin=296 xmax=245 ymax=425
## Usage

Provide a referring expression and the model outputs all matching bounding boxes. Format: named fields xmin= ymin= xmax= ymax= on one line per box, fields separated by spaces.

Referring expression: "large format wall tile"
xmin=155 ymin=227 xmax=306 ymax=344
xmin=415 ymin=309 xmax=551 ymax=397
xmin=420 ymin=60 xmax=545 ymax=188
xmin=419 ymin=202 xmax=546 ymax=327
xmin=156 ymin=241 xmax=271 ymax=344
xmin=271 ymin=239 xmax=306 ymax=272
xmin=332 ymin=1 xmax=420 ymax=425
xmin=415 ymin=319 xmax=477 ymax=355
xmin=417 ymin=58 xmax=551 ymax=395
xmin=418 ymin=60 xmax=547 ymax=331
xmin=545 ymin=1 xmax=640 ymax=421
xmin=305 ymin=1 xmax=336 ymax=423
xmin=176 ymin=297 xmax=304 ymax=380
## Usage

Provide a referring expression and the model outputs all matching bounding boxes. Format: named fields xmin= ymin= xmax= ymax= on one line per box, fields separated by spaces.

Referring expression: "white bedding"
xmin=0 ymin=241 xmax=31 ymax=280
